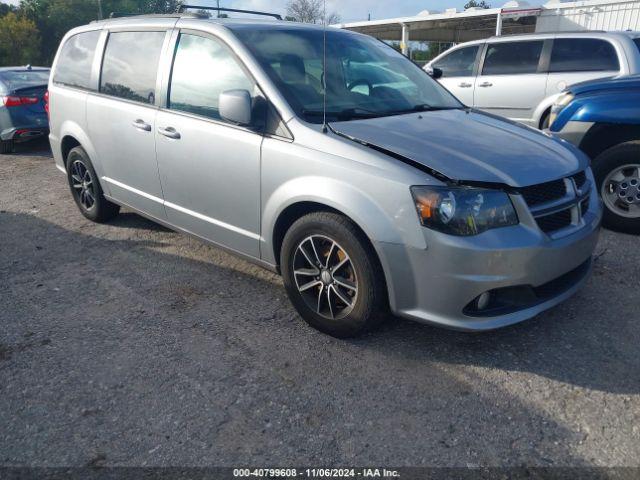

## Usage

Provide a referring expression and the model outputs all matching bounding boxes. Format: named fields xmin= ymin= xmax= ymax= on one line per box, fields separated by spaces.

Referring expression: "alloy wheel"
xmin=71 ymin=160 xmax=96 ymax=210
xmin=293 ymin=235 xmax=358 ymax=320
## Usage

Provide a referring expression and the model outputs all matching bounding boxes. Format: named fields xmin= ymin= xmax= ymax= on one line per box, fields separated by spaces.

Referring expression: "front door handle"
xmin=158 ymin=126 xmax=181 ymax=140
xmin=458 ymin=82 xmax=473 ymax=88
xmin=478 ymin=82 xmax=493 ymax=88
xmin=132 ymin=119 xmax=151 ymax=132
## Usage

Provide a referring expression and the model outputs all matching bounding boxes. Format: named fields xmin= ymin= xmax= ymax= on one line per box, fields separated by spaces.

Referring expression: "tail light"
xmin=1 ymin=95 xmax=40 ymax=107
xmin=44 ymin=90 xmax=49 ymax=119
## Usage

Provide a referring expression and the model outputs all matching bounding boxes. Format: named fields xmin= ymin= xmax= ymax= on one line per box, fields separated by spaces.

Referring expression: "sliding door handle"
xmin=158 ymin=126 xmax=181 ymax=140
xmin=458 ymin=82 xmax=473 ymax=88
xmin=132 ymin=119 xmax=151 ymax=131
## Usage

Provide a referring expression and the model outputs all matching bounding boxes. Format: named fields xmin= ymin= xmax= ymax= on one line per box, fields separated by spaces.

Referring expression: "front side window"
xmin=635 ymin=38 xmax=640 ymax=53
xmin=433 ymin=45 xmax=480 ymax=77
xmin=168 ymin=33 xmax=254 ymax=121
xmin=100 ymin=31 xmax=166 ymax=104
xmin=53 ymin=30 xmax=101 ymax=90
xmin=232 ymin=26 xmax=461 ymax=123
xmin=550 ymin=39 xmax=619 ymax=72
xmin=482 ymin=41 xmax=544 ymax=75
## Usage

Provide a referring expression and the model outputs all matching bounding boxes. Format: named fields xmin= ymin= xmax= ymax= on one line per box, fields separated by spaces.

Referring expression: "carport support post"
xmin=495 ymin=11 xmax=503 ymax=36
xmin=401 ymin=23 xmax=410 ymax=56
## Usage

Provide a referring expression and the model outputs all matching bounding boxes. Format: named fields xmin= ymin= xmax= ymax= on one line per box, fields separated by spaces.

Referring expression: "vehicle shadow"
xmin=2 ymin=211 xmax=637 ymax=400
xmin=109 ymin=212 xmax=173 ymax=232
xmin=1 ymin=211 xmax=595 ymax=466
xmin=8 ymin=138 xmax=51 ymax=158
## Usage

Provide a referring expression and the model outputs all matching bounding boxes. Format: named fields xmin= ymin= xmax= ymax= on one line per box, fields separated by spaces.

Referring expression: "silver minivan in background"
xmin=426 ymin=31 xmax=640 ymax=128
xmin=48 ymin=13 xmax=601 ymax=338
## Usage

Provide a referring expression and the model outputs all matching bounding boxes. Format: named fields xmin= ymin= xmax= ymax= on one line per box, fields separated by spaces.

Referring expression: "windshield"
xmin=232 ymin=26 xmax=462 ymax=123
xmin=0 ymin=70 xmax=50 ymax=91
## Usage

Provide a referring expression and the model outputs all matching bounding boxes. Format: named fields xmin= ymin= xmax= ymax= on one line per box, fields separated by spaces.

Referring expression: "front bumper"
xmin=378 ymin=189 xmax=602 ymax=331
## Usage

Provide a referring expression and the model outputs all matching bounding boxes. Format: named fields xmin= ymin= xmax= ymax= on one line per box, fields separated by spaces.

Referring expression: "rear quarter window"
xmin=53 ymin=30 xmax=101 ymax=90
xmin=550 ymin=38 xmax=619 ymax=72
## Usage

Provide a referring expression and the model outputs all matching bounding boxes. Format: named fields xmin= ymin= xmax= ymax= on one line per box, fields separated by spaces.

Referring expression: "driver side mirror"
xmin=425 ymin=66 xmax=443 ymax=80
xmin=219 ymin=89 xmax=253 ymax=126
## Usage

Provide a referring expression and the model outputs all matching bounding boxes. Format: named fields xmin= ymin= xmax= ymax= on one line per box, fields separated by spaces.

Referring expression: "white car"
xmin=425 ymin=31 xmax=640 ymax=128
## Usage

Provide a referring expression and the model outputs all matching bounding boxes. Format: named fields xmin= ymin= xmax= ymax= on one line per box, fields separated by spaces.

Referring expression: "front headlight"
xmin=411 ymin=186 xmax=518 ymax=236
xmin=549 ymin=92 xmax=575 ymax=127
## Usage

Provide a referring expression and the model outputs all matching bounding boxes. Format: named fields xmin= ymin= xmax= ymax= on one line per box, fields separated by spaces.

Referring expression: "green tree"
xmin=464 ymin=0 xmax=491 ymax=8
xmin=0 ymin=2 xmax=17 ymax=17
xmin=0 ymin=12 xmax=41 ymax=66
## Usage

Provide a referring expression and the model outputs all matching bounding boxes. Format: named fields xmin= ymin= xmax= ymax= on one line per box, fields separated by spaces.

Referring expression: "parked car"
xmin=550 ymin=74 xmax=640 ymax=234
xmin=425 ymin=32 xmax=640 ymax=128
xmin=0 ymin=66 xmax=50 ymax=154
xmin=48 ymin=13 xmax=601 ymax=338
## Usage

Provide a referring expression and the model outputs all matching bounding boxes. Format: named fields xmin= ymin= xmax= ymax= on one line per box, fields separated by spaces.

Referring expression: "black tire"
xmin=281 ymin=212 xmax=387 ymax=338
xmin=0 ymin=140 xmax=13 ymax=154
xmin=66 ymin=146 xmax=120 ymax=223
xmin=592 ymin=141 xmax=640 ymax=235
xmin=540 ymin=110 xmax=550 ymax=130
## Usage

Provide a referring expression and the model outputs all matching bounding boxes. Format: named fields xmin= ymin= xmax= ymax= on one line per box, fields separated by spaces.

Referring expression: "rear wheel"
xmin=593 ymin=141 xmax=640 ymax=234
xmin=66 ymin=146 xmax=120 ymax=223
xmin=281 ymin=212 xmax=387 ymax=338
xmin=0 ymin=140 xmax=13 ymax=154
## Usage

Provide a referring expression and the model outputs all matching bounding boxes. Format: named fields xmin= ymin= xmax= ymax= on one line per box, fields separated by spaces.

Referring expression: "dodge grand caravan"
xmin=48 ymin=12 xmax=601 ymax=338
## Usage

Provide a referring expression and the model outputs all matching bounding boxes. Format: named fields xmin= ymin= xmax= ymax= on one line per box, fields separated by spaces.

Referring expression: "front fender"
xmin=552 ymin=91 xmax=640 ymax=131
xmin=261 ymin=175 xmax=410 ymax=266
xmin=532 ymin=93 xmax=563 ymax=129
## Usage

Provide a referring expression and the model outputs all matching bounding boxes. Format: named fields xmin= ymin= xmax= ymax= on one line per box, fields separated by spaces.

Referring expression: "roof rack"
xmin=106 ymin=12 xmax=198 ymax=19
xmin=178 ymin=4 xmax=283 ymax=20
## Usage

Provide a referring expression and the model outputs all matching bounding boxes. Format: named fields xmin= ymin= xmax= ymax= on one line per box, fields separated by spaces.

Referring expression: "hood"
xmin=331 ymin=109 xmax=587 ymax=187
xmin=570 ymin=74 xmax=640 ymax=96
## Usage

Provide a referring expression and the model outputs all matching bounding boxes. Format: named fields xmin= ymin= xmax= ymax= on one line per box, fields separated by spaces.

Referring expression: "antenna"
xmin=321 ymin=0 xmax=328 ymax=133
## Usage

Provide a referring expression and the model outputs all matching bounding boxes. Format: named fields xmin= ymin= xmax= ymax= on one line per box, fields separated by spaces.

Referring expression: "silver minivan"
xmin=426 ymin=31 xmax=640 ymax=128
xmin=48 ymin=12 xmax=601 ymax=337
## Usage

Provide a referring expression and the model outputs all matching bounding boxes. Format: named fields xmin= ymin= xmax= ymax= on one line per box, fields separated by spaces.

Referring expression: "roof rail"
xmin=178 ymin=4 xmax=283 ymax=20
xmin=107 ymin=12 xmax=200 ymax=19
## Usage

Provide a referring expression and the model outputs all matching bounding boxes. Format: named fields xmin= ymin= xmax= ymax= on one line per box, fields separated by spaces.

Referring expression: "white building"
xmin=337 ymin=0 xmax=640 ymax=55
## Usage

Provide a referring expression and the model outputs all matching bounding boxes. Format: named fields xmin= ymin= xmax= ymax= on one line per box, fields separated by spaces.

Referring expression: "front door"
xmin=473 ymin=40 xmax=548 ymax=126
xmin=87 ymin=30 xmax=169 ymax=219
xmin=155 ymin=32 xmax=263 ymax=258
xmin=431 ymin=44 xmax=482 ymax=107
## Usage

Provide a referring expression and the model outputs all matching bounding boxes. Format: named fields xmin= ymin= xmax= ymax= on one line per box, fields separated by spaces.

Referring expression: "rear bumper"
xmin=378 ymin=193 xmax=602 ymax=331
xmin=1 ymin=126 xmax=49 ymax=142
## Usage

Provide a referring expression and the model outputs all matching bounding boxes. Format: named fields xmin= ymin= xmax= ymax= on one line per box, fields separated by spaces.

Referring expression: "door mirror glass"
xmin=219 ymin=89 xmax=252 ymax=126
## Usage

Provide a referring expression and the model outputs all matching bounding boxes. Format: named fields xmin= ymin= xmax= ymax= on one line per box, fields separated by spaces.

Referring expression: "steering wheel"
xmin=347 ymin=78 xmax=373 ymax=93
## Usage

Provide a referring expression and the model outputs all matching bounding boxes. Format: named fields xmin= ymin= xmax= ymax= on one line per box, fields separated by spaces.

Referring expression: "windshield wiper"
xmin=302 ymin=107 xmax=384 ymax=121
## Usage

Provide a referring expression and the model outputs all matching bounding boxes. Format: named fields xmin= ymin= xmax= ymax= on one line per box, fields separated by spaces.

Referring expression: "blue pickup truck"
xmin=550 ymin=74 xmax=640 ymax=234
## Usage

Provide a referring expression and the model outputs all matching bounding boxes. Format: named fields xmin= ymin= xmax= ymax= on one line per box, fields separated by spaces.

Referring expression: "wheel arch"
xmin=579 ymin=123 xmax=640 ymax=161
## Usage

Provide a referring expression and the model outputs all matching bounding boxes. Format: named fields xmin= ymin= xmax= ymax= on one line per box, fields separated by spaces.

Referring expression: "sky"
xmin=0 ymin=0 xmax=476 ymax=23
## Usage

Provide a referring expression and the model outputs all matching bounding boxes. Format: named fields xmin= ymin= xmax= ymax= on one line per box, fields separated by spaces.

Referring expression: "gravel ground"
xmin=1 ymin=140 xmax=639 ymax=468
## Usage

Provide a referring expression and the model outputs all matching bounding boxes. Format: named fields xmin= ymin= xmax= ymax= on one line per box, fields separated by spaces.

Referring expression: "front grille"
xmin=581 ymin=196 xmax=590 ymax=215
xmin=519 ymin=170 xmax=591 ymax=236
xmin=573 ymin=171 xmax=587 ymax=190
xmin=536 ymin=209 xmax=572 ymax=233
xmin=520 ymin=179 xmax=566 ymax=207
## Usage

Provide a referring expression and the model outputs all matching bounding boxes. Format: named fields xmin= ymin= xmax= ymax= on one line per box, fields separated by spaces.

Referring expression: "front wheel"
xmin=281 ymin=212 xmax=387 ymax=338
xmin=593 ymin=141 xmax=640 ymax=235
